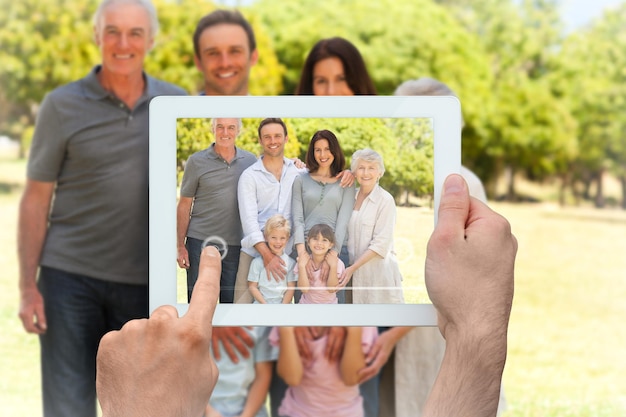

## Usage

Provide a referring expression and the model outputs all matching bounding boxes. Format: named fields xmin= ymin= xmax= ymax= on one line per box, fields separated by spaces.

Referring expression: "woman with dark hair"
xmin=291 ymin=129 xmax=355 ymax=300
xmin=290 ymin=37 xmax=408 ymax=417
xmin=295 ymin=37 xmax=377 ymax=96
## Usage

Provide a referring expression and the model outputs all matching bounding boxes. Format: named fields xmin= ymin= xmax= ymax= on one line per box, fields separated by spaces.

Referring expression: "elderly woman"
xmin=342 ymin=148 xmax=404 ymax=304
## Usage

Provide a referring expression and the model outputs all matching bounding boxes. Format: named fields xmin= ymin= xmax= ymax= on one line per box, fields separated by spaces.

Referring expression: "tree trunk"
xmin=559 ymin=172 xmax=569 ymax=207
xmin=594 ymin=169 xmax=605 ymax=208
xmin=621 ymin=175 xmax=626 ymax=210
xmin=582 ymin=174 xmax=592 ymax=200
xmin=506 ymin=166 xmax=516 ymax=201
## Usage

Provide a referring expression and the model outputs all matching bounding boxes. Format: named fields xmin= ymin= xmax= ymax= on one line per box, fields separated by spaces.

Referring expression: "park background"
xmin=1 ymin=0 xmax=625 ymax=415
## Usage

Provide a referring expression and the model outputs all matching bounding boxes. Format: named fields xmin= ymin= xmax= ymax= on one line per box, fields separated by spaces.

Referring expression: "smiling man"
xmin=235 ymin=118 xmax=304 ymax=304
xmin=192 ymin=9 xmax=258 ymax=96
xmin=178 ymin=11 xmax=260 ymax=304
xmin=17 ymin=1 xmax=185 ymax=416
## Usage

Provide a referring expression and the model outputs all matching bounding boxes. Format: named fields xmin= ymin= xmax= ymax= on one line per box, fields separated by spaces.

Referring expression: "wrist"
xmin=445 ymin=325 xmax=508 ymax=372
xmin=19 ymin=279 xmax=38 ymax=293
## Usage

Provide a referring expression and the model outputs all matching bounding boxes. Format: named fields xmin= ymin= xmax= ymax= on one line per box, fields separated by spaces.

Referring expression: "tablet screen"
xmin=149 ymin=96 xmax=461 ymax=326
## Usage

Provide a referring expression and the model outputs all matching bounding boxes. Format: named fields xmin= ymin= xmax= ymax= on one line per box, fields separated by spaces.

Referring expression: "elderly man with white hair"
xmin=17 ymin=1 xmax=185 ymax=415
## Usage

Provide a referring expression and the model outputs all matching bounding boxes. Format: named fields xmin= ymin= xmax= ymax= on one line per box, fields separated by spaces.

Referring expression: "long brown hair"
xmin=306 ymin=130 xmax=345 ymax=176
xmin=295 ymin=37 xmax=377 ymax=95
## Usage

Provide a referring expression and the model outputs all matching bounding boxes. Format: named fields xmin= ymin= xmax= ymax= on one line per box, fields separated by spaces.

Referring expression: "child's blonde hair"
xmin=264 ymin=214 xmax=291 ymax=238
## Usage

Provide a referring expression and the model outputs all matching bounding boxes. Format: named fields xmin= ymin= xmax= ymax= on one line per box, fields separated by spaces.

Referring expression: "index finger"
xmin=185 ymin=246 xmax=221 ymax=328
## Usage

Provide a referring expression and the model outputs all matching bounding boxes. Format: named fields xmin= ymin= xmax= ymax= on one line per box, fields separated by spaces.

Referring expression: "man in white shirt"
xmin=234 ymin=118 xmax=304 ymax=303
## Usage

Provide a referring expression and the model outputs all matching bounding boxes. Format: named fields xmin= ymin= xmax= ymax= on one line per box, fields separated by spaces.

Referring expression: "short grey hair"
xmin=350 ymin=148 xmax=385 ymax=177
xmin=394 ymin=78 xmax=465 ymax=125
xmin=393 ymin=77 xmax=457 ymax=97
xmin=211 ymin=118 xmax=243 ymax=131
xmin=93 ymin=0 xmax=159 ymax=38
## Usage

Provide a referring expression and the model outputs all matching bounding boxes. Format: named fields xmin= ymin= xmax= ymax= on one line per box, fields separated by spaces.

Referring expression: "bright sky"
xmin=216 ymin=0 xmax=625 ymax=31
xmin=560 ymin=0 xmax=625 ymax=31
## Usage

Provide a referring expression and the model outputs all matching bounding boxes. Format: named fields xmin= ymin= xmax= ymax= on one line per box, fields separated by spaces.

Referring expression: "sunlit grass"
xmin=2 ymin=157 xmax=625 ymax=416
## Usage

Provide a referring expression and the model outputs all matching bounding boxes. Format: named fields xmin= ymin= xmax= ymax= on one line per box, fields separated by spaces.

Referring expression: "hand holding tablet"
xmin=98 ymin=174 xmax=517 ymax=416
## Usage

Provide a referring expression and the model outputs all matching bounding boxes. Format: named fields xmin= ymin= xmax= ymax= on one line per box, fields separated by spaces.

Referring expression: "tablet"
xmin=149 ymin=96 xmax=461 ymax=326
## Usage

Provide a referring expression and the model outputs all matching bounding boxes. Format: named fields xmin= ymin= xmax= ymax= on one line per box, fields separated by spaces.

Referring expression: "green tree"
xmin=0 ymin=0 xmax=99 ymax=153
xmin=439 ymin=0 xmax=578 ymax=199
xmin=286 ymin=117 xmax=433 ymax=200
xmin=176 ymin=117 xmax=301 ymax=178
xmin=0 ymin=0 xmax=285 ymax=154
xmin=550 ymin=4 xmax=626 ymax=208
xmin=252 ymin=0 xmax=491 ymax=196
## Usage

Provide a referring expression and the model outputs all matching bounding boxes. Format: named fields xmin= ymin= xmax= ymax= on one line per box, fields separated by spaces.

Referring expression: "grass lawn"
xmin=2 ymin=156 xmax=626 ymax=416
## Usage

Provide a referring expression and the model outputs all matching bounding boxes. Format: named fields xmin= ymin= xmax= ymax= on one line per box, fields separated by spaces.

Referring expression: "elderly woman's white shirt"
xmin=347 ymin=184 xmax=404 ymax=304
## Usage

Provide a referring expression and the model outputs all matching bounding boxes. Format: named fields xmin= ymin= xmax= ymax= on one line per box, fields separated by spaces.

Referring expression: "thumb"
xmin=434 ymin=174 xmax=470 ymax=240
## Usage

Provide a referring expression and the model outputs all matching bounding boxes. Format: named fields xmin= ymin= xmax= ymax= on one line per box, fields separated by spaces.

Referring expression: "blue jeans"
xmin=269 ymin=360 xmax=288 ymax=417
xmin=38 ymin=266 xmax=148 ymax=417
xmin=360 ymin=326 xmax=391 ymax=417
xmin=186 ymin=237 xmax=240 ymax=303
xmin=360 ymin=369 xmax=381 ymax=417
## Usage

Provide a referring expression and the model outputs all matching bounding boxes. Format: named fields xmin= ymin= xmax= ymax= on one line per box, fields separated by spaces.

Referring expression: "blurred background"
xmin=1 ymin=0 xmax=625 ymax=415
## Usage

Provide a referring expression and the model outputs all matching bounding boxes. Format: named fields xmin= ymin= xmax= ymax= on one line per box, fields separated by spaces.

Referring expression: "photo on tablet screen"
xmin=149 ymin=96 xmax=461 ymax=326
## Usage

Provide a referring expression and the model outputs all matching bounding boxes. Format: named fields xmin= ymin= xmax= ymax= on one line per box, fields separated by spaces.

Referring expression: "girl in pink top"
xmin=270 ymin=326 xmax=378 ymax=417
xmin=297 ymin=223 xmax=345 ymax=304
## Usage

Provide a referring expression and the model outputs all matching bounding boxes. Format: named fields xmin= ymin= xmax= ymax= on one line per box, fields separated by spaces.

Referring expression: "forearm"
xmin=18 ymin=183 xmax=52 ymax=291
xmin=327 ymin=263 xmax=338 ymax=291
xmin=295 ymin=243 xmax=306 ymax=257
xmin=297 ymin=263 xmax=310 ymax=293
xmin=238 ymin=177 xmax=264 ymax=248
xmin=340 ymin=327 xmax=365 ymax=386
xmin=254 ymin=242 xmax=273 ymax=264
xmin=422 ymin=330 xmax=507 ymax=417
xmin=248 ymin=283 xmax=265 ymax=304
xmin=282 ymin=285 xmax=295 ymax=304
xmin=291 ymin=180 xmax=306 ymax=249
xmin=334 ymin=186 xmax=355 ymax=249
xmin=383 ymin=326 xmax=413 ymax=344
xmin=176 ymin=198 xmax=192 ymax=248
xmin=277 ymin=328 xmax=303 ymax=385
xmin=18 ymin=209 xmax=47 ymax=291
xmin=350 ymin=249 xmax=381 ymax=272
xmin=240 ymin=362 xmax=272 ymax=417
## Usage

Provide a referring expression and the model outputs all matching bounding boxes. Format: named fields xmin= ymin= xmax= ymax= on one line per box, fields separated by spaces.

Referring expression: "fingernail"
xmin=444 ymin=174 xmax=464 ymax=194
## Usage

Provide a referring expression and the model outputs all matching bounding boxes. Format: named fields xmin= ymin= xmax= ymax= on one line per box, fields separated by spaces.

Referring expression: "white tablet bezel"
xmin=149 ymin=96 xmax=461 ymax=326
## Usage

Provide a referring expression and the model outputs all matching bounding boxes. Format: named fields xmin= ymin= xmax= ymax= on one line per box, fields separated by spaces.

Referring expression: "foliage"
xmin=386 ymin=117 xmax=434 ymax=201
xmin=176 ymin=115 xmax=433 ymax=198
xmin=0 ymin=0 xmax=285 ymax=148
xmin=253 ymin=0 xmax=489 ymax=92
xmin=438 ymin=0 xmax=578 ymax=197
xmin=2 ymin=0 xmax=626 ymax=205
xmin=548 ymin=4 xmax=626 ymax=207
xmin=0 ymin=0 xmax=99 ymax=139
xmin=176 ymin=117 xmax=300 ymax=180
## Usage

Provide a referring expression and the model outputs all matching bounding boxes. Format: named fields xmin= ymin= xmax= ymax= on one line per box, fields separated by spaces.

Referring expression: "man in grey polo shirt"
xmin=177 ymin=118 xmax=256 ymax=302
xmin=16 ymin=1 xmax=185 ymax=416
